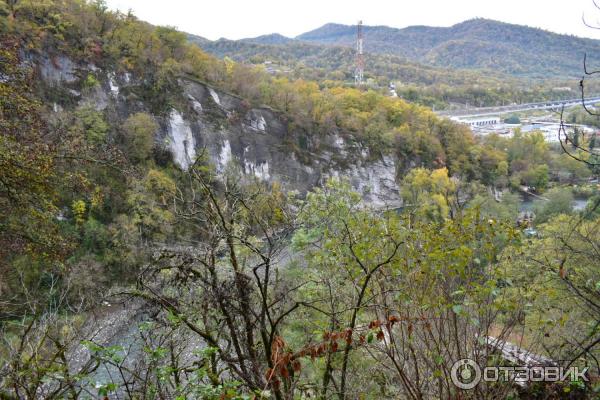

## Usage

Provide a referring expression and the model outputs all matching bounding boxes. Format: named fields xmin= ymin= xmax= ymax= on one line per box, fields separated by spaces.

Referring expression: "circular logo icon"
xmin=451 ymin=358 xmax=482 ymax=389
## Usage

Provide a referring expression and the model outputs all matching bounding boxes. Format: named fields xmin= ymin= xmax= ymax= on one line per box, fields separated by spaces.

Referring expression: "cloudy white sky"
xmin=104 ymin=0 xmax=600 ymax=41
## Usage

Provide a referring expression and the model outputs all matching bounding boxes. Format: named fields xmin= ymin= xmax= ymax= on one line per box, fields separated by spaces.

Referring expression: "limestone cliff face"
xmin=37 ymin=55 xmax=401 ymax=207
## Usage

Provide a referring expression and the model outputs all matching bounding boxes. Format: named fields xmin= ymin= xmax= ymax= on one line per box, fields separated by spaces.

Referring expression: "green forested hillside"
xmin=296 ymin=18 xmax=600 ymax=78
xmin=191 ymin=34 xmax=585 ymax=109
xmin=0 ymin=0 xmax=507 ymax=324
xmin=0 ymin=1 xmax=599 ymax=399
xmin=191 ymin=18 xmax=600 ymax=108
xmin=192 ymin=32 xmax=504 ymax=86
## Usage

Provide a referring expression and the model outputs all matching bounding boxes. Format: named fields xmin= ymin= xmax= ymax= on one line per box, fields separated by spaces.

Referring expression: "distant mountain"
xmin=193 ymin=37 xmax=354 ymax=71
xmin=186 ymin=33 xmax=211 ymax=46
xmin=296 ymin=19 xmax=600 ymax=78
xmin=189 ymin=34 xmax=524 ymax=90
xmin=241 ymin=33 xmax=294 ymax=45
xmin=189 ymin=19 xmax=599 ymax=108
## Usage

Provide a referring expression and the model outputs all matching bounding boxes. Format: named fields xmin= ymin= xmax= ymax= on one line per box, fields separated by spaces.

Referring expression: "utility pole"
xmin=355 ymin=20 xmax=364 ymax=85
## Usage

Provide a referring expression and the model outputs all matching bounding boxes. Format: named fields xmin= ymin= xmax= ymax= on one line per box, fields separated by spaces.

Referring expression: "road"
xmin=437 ymin=96 xmax=600 ymax=118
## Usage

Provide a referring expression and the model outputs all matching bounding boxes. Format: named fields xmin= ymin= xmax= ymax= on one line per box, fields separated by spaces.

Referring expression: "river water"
xmin=518 ymin=193 xmax=589 ymax=212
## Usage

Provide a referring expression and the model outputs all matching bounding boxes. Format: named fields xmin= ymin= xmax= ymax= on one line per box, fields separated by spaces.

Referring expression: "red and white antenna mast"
xmin=355 ymin=20 xmax=364 ymax=85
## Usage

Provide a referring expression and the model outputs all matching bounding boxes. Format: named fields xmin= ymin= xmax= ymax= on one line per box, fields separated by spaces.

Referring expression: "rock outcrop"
xmin=36 ymin=54 xmax=402 ymax=208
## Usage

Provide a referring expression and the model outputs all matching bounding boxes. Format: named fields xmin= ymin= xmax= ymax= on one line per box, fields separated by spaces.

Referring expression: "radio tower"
xmin=355 ymin=20 xmax=364 ymax=85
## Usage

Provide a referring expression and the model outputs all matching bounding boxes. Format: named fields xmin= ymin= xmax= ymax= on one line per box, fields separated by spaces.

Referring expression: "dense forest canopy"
xmin=0 ymin=0 xmax=599 ymax=399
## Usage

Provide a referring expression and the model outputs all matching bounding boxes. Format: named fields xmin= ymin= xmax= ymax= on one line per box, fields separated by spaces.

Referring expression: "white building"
xmin=452 ymin=116 xmax=501 ymax=127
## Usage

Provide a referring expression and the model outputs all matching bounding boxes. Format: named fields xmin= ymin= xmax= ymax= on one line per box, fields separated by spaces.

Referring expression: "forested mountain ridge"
xmin=192 ymin=31 xmax=504 ymax=85
xmin=1 ymin=1 xmax=599 ymax=399
xmin=229 ymin=18 xmax=599 ymax=79
xmin=191 ymin=33 xmax=585 ymax=109
xmin=240 ymin=32 xmax=294 ymax=45
xmin=295 ymin=18 xmax=600 ymax=77
xmin=191 ymin=18 xmax=600 ymax=108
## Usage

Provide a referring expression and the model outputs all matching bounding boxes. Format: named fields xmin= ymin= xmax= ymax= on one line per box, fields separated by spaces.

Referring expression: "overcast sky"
xmin=104 ymin=0 xmax=600 ymax=41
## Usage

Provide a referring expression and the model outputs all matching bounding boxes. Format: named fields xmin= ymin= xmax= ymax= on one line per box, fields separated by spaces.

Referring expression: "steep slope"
xmin=0 ymin=0 xmax=515 ymax=221
xmin=34 ymin=51 xmax=401 ymax=207
xmin=296 ymin=19 xmax=600 ymax=77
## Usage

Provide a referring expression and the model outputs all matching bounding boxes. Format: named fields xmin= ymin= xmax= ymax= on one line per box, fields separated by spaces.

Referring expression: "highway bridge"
xmin=437 ymin=96 xmax=600 ymax=118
